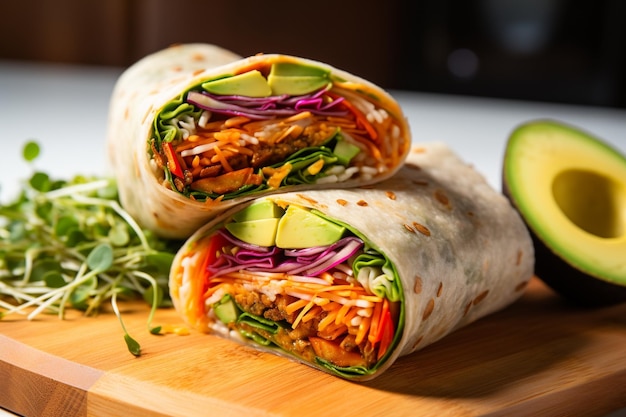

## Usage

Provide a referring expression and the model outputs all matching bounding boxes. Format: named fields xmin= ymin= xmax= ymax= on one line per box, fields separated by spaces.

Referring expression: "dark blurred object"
xmin=0 ymin=0 xmax=401 ymax=90
xmin=0 ymin=1 xmax=130 ymax=67
xmin=397 ymin=0 xmax=626 ymax=108
xmin=1 ymin=0 xmax=624 ymax=108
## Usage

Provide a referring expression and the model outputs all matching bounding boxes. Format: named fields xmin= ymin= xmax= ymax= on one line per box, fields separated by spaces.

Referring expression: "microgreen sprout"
xmin=0 ymin=141 xmax=181 ymax=355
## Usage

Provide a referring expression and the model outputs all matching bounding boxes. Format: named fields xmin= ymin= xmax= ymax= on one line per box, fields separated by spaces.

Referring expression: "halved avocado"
xmin=503 ymin=120 xmax=626 ymax=306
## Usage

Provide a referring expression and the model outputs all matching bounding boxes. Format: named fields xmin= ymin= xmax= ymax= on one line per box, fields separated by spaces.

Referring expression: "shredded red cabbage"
xmin=186 ymin=88 xmax=347 ymax=120
xmin=207 ymin=230 xmax=363 ymax=278
xmin=288 ymin=238 xmax=363 ymax=276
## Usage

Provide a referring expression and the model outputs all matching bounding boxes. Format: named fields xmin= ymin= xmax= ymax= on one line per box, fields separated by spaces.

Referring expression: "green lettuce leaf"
xmin=153 ymin=93 xmax=204 ymax=144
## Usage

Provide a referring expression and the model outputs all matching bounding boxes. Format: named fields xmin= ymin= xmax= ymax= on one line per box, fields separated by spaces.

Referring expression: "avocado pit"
xmin=552 ymin=169 xmax=626 ymax=239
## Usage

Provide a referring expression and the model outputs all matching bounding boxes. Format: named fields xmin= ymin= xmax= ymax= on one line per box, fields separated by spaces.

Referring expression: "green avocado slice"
xmin=268 ymin=62 xmax=329 ymax=77
xmin=275 ymin=205 xmax=345 ymax=249
xmin=201 ymin=70 xmax=272 ymax=97
xmin=333 ymin=137 xmax=361 ymax=165
xmin=213 ymin=294 xmax=240 ymax=324
xmin=232 ymin=200 xmax=285 ymax=222
xmin=267 ymin=62 xmax=331 ymax=96
xmin=225 ymin=218 xmax=280 ymax=247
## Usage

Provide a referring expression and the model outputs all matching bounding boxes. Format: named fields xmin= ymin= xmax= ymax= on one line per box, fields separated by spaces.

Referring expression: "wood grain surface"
xmin=1 ymin=277 xmax=625 ymax=417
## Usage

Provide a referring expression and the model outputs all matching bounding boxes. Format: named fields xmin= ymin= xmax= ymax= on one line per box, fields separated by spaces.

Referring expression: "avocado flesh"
xmin=213 ymin=294 xmax=240 ymax=324
xmin=503 ymin=120 xmax=626 ymax=305
xmin=202 ymin=70 xmax=272 ymax=97
xmin=333 ymin=138 xmax=361 ymax=165
xmin=275 ymin=205 xmax=345 ymax=249
xmin=267 ymin=62 xmax=331 ymax=96
xmin=232 ymin=200 xmax=285 ymax=222
xmin=268 ymin=62 xmax=329 ymax=77
xmin=225 ymin=218 xmax=280 ymax=247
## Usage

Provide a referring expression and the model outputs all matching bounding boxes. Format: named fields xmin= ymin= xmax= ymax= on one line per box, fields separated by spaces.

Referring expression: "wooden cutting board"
xmin=1 ymin=277 xmax=625 ymax=417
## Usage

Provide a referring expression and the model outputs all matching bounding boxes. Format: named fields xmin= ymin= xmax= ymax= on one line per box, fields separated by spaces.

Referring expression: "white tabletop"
xmin=1 ymin=59 xmax=625 ymax=204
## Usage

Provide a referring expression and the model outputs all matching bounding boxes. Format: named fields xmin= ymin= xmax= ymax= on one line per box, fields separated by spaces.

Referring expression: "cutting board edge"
xmin=0 ymin=334 xmax=103 ymax=417
xmin=86 ymin=371 xmax=283 ymax=417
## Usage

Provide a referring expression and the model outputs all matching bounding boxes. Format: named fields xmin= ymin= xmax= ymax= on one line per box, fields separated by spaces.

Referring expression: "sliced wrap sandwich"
xmin=106 ymin=43 xmax=411 ymax=239
xmin=169 ymin=142 xmax=534 ymax=380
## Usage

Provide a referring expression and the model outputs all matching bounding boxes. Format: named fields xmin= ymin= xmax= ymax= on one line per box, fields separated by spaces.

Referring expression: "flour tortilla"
xmin=169 ymin=142 xmax=534 ymax=380
xmin=106 ymin=43 xmax=411 ymax=239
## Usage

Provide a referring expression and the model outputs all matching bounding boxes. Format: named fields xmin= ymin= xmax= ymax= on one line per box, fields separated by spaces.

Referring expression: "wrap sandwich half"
xmin=169 ymin=142 xmax=534 ymax=380
xmin=106 ymin=43 xmax=411 ymax=239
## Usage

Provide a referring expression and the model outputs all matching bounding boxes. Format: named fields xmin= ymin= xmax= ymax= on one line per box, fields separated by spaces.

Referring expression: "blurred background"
xmin=1 ymin=0 xmax=625 ymax=108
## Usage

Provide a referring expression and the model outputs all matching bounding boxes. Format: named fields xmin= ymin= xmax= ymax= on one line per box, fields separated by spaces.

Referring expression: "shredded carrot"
xmin=263 ymin=126 xmax=287 ymax=144
xmin=242 ymin=118 xmax=278 ymax=133
xmin=285 ymin=298 xmax=309 ymax=315
xmin=224 ymin=116 xmax=251 ymax=127
xmin=302 ymin=305 xmax=322 ymax=323
xmin=309 ymin=284 xmax=368 ymax=293
xmin=214 ymin=129 xmax=241 ymax=143
xmin=367 ymin=298 xmax=384 ymax=344
xmin=223 ymin=144 xmax=253 ymax=156
xmin=334 ymin=290 xmax=357 ymax=297
xmin=377 ymin=309 xmax=394 ymax=360
xmin=334 ymin=303 xmax=352 ymax=326
xmin=283 ymin=111 xmax=313 ymax=123
xmin=320 ymin=272 xmax=335 ymax=284
xmin=312 ymin=296 xmax=330 ymax=306
xmin=326 ymin=116 xmax=357 ymax=129
xmin=292 ymin=300 xmax=315 ymax=329
xmin=212 ymin=145 xmax=233 ymax=172
xmin=203 ymin=120 xmax=227 ymax=131
xmin=175 ymin=135 xmax=216 ymax=152
xmin=287 ymin=124 xmax=304 ymax=138
xmin=317 ymin=309 xmax=338 ymax=331
xmin=343 ymin=307 xmax=359 ymax=326
xmin=321 ymin=302 xmax=340 ymax=312
xmin=330 ymin=92 xmax=378 ymax=142
xmin=274 ymin=127 xmax=292 ymax=144
xmin=355 ymin=315 xmax=371 ymax=345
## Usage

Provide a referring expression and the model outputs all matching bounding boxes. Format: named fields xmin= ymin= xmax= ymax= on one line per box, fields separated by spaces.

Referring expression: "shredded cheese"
xmin=307 ymin=158 xmax=325 ymax=175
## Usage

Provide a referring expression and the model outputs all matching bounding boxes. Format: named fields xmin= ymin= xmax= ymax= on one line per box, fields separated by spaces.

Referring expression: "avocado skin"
xmin=530 ymin=225 xmax=626 ymax=306
xmin=503 ymin=182 xmax=626 ymax=307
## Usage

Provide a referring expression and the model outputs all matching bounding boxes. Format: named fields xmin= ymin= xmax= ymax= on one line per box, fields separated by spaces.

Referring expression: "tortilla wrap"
xmin=169 ymin=142 xmax=534 ymax=380
xmin=106 ymin=43 xmax=411 ymax=239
